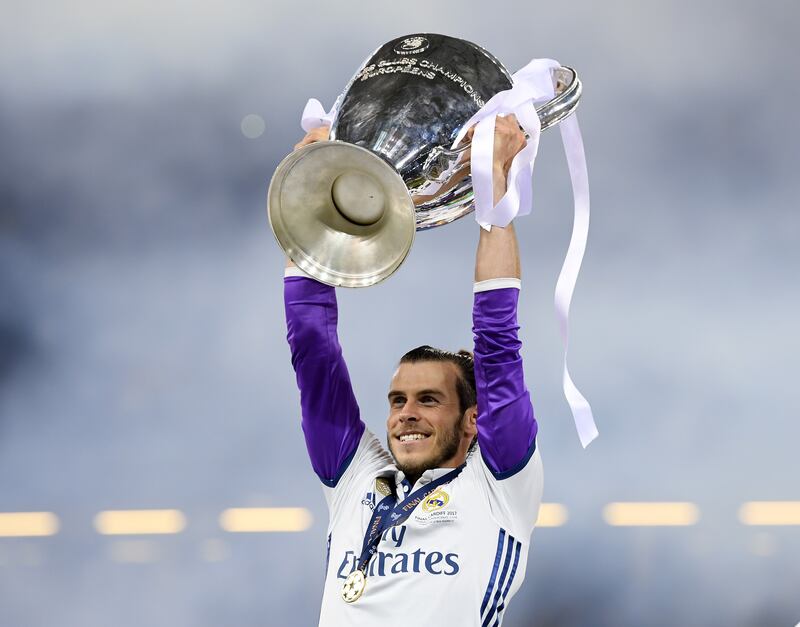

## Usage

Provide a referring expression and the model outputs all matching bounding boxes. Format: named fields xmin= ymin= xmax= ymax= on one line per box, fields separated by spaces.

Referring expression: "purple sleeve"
xmin=473 ymin=287 xmax=538 ymax=478
xmin=284 ymin=276 xmax=365 ymax=486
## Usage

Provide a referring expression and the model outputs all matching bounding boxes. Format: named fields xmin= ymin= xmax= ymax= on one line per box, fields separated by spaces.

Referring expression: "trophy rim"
xmin=268 ymin=141 xmax=417 ymax=288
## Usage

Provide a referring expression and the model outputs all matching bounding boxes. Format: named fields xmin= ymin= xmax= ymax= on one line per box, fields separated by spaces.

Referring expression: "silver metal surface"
xmin=267 ymin=34 xmax=583 ymax=286
xmin=268 ymin=141 xmax=416 ymax=288
xmin=414 ymin=66 xmax=581 ymax=231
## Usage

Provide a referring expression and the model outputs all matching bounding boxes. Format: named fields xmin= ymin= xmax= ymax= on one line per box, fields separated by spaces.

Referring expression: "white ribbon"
xmin=451 ymin=58 xmax=560 ymax=230
xmin=301 ymin=98 xmax=338 ymax=132
xmin=556 ymin=114 xmax=598 ymax=448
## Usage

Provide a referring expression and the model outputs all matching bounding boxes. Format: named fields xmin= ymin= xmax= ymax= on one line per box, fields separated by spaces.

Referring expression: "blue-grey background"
xmin=1 ymin=1 xmax=798 ymax=625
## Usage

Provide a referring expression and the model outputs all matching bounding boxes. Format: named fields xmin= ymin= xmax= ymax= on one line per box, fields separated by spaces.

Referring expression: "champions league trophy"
xmin=267 ymin=33 xmax=582 ymax=288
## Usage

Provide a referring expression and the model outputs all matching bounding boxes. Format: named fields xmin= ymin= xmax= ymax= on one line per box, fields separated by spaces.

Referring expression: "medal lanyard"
xmin=355 ymin=464 xmax=465 ymax=573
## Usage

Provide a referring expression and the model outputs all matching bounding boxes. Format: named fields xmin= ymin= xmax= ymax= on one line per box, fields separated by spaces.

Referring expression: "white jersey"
xmin=319 ymin=427 xmax=543 ymax=626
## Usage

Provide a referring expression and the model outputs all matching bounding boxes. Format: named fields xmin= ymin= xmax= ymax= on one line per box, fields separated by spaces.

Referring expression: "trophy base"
xmin=268 ymin=141 xmax=416 ymax=288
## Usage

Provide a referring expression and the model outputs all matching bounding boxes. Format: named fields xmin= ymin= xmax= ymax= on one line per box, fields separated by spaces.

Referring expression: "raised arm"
xmin=283 ymin=127 xmax=365 ymax=487
xmin=285 ymin=266 xmax=365 ymax=486
xmin=472 ymin=116 xmax=537 ymax=478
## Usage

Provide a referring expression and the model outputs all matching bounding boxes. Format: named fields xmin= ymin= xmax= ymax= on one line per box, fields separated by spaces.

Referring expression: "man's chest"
xmin=329 ymin=476 xmax=498 ymax=581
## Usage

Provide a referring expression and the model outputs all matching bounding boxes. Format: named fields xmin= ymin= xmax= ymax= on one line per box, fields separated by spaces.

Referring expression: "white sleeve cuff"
xmin=284 ymin=266 xmax=314 ymax=279
xmin=473 ymin=278 xmax=521 ymax=293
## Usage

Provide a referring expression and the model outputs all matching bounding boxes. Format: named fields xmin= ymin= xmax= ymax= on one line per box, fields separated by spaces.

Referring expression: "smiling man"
xmin=386 ymin=346 xmax=478 ymax=487
xmin=284 ymin=116 xmax=542 ymax=626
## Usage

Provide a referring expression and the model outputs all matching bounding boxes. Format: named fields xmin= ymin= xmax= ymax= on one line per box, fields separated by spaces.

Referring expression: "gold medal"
xmin=341 ymin=569 xmax=367 ymax=603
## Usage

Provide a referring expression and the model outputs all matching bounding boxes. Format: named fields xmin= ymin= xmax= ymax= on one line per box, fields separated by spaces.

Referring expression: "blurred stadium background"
xmin=1 ymin=1 xmax=798 ymax=625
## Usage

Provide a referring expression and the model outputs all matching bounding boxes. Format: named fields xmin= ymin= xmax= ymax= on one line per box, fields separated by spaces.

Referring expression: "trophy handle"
xmin=536 ymin=66 xmax=582 ymax=131
xmin=422 ymin=66 xmax=581 ymax=183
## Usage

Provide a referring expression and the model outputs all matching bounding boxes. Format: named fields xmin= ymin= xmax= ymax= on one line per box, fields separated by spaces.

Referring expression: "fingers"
xmin=463 ymin=115 xmax=523 ymax=145
xmin=458 ymin=115 xmax=527 ymax=175
xmin=490 ymin=115 xmax=526 ymax=174
xmin=499 ymin=113 xmax=520 ymax=127
xmin=496 ymin=116 xmax=526 ymax=159
xmin=293 ymin=125 xmax=331 ymax=151
xmin=495 ymin=115 xmax=525 ymax=143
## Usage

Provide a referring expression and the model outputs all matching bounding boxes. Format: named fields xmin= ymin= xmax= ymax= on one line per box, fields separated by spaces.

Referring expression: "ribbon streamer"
xmin=555 ymin=115 xmax=598 ymax=448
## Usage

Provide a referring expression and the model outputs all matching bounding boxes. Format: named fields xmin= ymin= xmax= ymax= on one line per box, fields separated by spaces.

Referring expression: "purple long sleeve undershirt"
xmin=284 ymin=276 xmax=537 ymax=484
xmin=284 ymin=276 xmax=365 ymax=486
xmin=472 ymin=287 xmax=538 ymax=477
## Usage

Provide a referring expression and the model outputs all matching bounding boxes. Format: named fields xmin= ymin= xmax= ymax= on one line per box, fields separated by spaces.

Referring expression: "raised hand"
xmin=464 ymin=114 xmax=526 ymax=178
xmin=294 ymin=125 xmax=331 ymax=151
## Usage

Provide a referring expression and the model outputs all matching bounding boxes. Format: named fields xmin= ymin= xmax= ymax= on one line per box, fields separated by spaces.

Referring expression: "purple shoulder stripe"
xmin=472 ymin=287 xmax=538 ymax=477
xmin=284 ymin=276 xmax=365 ymax=486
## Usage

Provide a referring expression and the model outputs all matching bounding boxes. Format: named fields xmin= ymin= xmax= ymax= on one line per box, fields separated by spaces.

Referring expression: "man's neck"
xmin=403 ymin=473 xmax=421 ymax=489
xmin=400 ymin=460 xmax=466 ymax=491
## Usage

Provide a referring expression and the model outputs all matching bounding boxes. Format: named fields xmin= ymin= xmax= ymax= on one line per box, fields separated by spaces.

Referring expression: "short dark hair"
xmin=399 ymin=345 xmax=477 ymax=415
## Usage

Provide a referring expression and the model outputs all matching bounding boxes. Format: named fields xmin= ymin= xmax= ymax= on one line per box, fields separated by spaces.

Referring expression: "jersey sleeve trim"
xmin=481 ymin=435 xmax=537 ymax=481
xmin=480 ymin=528 xmax=523 ymax=627
xmin=474 ymin=278 xmax=522 ymax=293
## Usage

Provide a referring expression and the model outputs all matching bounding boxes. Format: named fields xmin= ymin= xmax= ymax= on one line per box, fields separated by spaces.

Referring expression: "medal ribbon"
xmin=355 ymin=464 xmax=465 ymax=575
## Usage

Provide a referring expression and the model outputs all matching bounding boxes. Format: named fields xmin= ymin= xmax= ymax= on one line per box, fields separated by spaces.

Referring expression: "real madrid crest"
xmin=341 ymin=569 xmax=367 ymax=603
xmin=421 ymin=487 xmax=449 ymax=512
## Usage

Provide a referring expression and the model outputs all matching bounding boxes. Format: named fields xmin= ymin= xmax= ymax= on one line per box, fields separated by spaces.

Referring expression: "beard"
xmin=387 ymin=413 xmax=465 ymax=480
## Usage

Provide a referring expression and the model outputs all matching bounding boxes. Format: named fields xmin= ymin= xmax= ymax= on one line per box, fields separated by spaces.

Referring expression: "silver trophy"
xmin=268 ymin=33 xmax=581 ymax=287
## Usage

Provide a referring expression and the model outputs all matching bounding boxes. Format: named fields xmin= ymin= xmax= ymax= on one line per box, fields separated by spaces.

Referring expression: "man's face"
xmin=386 ymin=361 xmax=476 ymax=480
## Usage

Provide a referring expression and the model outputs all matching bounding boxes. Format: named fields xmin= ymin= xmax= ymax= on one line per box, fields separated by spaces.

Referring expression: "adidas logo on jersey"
xmin=360 ymin=491 xmax=375 ymax=510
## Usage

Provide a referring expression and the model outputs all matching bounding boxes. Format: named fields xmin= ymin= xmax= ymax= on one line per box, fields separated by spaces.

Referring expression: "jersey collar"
xmin=377 ymin=463 xmax=463 ymax=494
